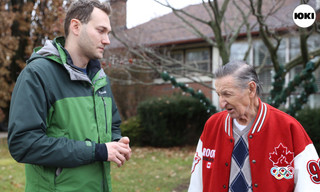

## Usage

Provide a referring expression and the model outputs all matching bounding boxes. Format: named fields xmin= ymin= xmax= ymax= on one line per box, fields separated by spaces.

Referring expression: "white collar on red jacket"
xmin=224 ymin=99 xmax=268 ymax=136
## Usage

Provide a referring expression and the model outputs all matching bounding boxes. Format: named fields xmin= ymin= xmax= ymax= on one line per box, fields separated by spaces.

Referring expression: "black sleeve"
xmin=95 ymin=143 xmax=108 ymax=161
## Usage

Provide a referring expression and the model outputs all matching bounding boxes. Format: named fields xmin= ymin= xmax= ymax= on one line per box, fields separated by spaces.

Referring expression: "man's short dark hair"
xmin=64 ymin=0 xmax=111 ymax=37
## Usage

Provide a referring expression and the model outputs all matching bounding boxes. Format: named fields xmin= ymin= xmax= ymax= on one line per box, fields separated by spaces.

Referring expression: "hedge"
xmin=295 ymin=107 xmax=320 ymax=154
xmin=126 ymin=95 xmax=211 ymax=147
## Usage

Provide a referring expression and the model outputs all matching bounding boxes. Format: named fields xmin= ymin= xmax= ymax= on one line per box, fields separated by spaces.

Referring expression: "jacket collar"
xmin=34 ymin=37 xmax=104 ymax=83
xmin=224 ymin=98 xmax=268 ymax=136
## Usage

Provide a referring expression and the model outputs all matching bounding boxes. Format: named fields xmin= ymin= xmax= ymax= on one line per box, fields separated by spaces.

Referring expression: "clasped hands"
xmin=105 ymin=136 xmax=132 ymax=167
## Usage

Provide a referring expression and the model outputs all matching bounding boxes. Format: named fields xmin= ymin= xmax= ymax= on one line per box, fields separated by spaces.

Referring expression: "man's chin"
xmin=228 ymin=112 xmax=238 ymax=119
xmin=92 ymin=54 xmax=103 ymax=60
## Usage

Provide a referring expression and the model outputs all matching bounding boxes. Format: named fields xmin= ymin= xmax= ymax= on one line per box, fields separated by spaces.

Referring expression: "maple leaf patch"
xmin=269 ymin=143 xmax=294 ymax=167
xmin=269 ymin=143 xmax=294 ymax=180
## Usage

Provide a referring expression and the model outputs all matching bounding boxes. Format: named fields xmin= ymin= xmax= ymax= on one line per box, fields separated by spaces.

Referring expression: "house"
xmin=106 ymin=0 xmax=320 ymax=114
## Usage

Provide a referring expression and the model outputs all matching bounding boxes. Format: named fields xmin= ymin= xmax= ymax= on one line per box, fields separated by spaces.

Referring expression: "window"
xmin=289 ymin=37 xmax=300 ymax=60
xmin=171 ymin=51 xmax=183 ymax=61
xmin=251 ymin=40 xmax=274 ymax=97
xmin=168 ymin=51 xmax=184 ymax=74
xmin=307 ymin=34 xmax=320 ymax=52
xmin=185 ymin=48 xmax=210 ymax=73
xmin=230 ymin=42 xmax=250 ymax=63
xmin=168 ymin=48 xmax=211 ymax=75
xmin=277 ymin=39 xmax=286 ymax=65
xmin=253 ymin=40 xmax=272 ymax=67
xmin=259 ymin=68 xmax=273 ymax=93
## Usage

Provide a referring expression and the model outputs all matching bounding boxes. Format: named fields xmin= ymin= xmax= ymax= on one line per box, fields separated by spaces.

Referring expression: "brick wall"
xmin=149 ymin=81 xmax=213 ymax=100
xmin=110 ymin=0 xmax=127 ymax=30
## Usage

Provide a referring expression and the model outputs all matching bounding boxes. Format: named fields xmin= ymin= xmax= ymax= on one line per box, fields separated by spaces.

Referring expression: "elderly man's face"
xmin=215 ymin=75 xmax=251 ymax=121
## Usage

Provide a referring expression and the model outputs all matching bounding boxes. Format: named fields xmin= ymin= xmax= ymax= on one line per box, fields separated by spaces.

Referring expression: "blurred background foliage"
xmin=0 ymin=0 xmax=67 ymax=127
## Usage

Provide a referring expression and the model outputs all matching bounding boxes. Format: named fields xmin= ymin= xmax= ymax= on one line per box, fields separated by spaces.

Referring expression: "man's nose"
xmin=219 ymin=97 xmax=227 ymax=109
xmin=102 ymin=34 xmax=110 ymax=45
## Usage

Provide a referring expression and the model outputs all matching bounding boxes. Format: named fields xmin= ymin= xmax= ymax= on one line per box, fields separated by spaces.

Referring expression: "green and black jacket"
xmin=8 ymin=37 xmax=121 ymax=192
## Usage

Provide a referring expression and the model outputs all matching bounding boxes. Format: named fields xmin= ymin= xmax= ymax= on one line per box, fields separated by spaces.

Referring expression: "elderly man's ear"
xmin=248 ymin=81 xmax=256 ymax=97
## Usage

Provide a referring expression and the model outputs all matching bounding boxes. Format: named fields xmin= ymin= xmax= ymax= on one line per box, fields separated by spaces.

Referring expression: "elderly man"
xmin=188 ymin=61 xmax=320 ymax=191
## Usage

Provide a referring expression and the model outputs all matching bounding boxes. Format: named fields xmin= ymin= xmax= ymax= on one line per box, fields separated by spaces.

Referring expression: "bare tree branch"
xmin=110 ymin=30 xmax=214 ymax=89
xmin=249 ymin=0 xmax=281 ymax=71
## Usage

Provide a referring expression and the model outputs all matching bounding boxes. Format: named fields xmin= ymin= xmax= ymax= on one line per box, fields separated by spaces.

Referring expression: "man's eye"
xmin=223 ymin=93 xmax=231 ymax=97
xmin=97 ymin=29 xmax=105 ymax=33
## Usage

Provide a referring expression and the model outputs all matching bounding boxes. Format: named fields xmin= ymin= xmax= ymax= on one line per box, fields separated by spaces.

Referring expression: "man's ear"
xmin=69 ymin=19 xmax=81 ymax=36
xmin=248 ymin=81 xmax=257 ymax=97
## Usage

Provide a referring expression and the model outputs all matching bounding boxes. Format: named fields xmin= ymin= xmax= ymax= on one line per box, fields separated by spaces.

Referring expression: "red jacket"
xmin=188 ymin=100 xmax=320 ymax=191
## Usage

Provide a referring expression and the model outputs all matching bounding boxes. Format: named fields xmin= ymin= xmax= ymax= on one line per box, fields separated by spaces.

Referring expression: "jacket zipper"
xmin=101 ymin=96 xmax=107 ymax=131
xmin=101 ymin=96 xmax=107 ymax=192
xmin=92 ymin=85 xmax=101 ymax=144
xmin=94 ymin=87 xmax=108 ymax=191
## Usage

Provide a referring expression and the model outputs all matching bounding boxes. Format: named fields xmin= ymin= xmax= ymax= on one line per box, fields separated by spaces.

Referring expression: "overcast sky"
xmin=126 ymin=0 xmax=204 ymax=28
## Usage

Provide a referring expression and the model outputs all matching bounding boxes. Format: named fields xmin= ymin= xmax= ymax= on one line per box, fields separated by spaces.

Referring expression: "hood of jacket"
xmin=27 ymin=36 xmax=102 ymax=83
xmin=28 ymin=36 xmax=66 ymax=65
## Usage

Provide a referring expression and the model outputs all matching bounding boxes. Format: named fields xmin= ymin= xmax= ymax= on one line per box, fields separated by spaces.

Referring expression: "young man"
xmin=8 ymin=1 xmax=131 ymax=191
xmin=188 ymin=61 xmax=320 ymax=191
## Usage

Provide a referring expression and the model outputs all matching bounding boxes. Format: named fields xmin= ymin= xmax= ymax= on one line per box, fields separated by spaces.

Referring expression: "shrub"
xmin=295 ymin=107 xmax=320 ymax=154
xmin=120 ymin=116 xmax=145 ymax=146
xmin=137 ymin=95 xmax=211 ymax=147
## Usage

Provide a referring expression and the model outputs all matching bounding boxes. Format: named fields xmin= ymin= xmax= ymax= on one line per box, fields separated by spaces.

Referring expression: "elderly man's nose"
xmin=219 ymin=97 xmax=227 ymax=109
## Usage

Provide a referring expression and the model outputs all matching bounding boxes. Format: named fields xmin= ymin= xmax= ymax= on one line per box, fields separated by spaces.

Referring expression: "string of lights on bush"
xmin=268 ymin=61 xmax=318 ymax=116
xmin=161 ymin=71 xmax=217 ymax=114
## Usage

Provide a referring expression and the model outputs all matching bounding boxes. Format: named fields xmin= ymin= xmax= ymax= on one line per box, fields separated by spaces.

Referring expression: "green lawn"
xmin=0 ymin=138 xmax=195 ymax=192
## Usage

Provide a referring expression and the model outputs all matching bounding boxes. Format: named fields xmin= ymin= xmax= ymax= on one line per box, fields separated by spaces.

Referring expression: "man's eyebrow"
xmin=98 ymin=26 xmax=111 ymax=31
xmin=217 ymin=90 xmax=232 ymax=95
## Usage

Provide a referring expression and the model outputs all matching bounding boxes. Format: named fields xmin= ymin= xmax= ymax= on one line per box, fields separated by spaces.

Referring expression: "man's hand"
xmin=105 ymin=136 xmax=131 ymax=167
xmin=118 ymin=136 xmax=132 ymax=161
